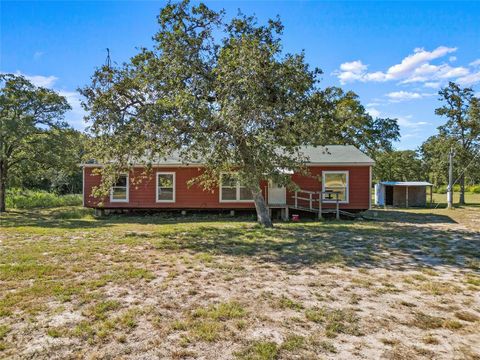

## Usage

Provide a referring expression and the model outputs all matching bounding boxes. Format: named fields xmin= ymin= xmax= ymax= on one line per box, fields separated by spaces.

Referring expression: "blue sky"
xmin=2 ymin=1 xmax=479 ymax=150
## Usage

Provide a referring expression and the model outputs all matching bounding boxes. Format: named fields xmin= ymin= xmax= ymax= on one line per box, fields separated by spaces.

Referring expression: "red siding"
xmin=83 ymin=165 xmax=371 ymax=210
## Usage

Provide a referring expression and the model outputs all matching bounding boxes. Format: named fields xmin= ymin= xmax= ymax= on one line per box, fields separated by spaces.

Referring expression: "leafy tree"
xmin=8 ymin=129 xmax=86 ymax=194
xmin=435 ymin=82 xmax=480 ymax=204
xmin=309 ymin=88 xmax=400 ymax=157
xmin=81 ymin=1 xmax=399 ymax=226
xmin=421 ymin=134 xmax=480 ymax=188
xmin=80 ymin=1 xmax=329 ymax=227
xmin=373 ymin=150 xmax=424 ymax=183
xmin=0 ymin=74 xmax=71 ymax=211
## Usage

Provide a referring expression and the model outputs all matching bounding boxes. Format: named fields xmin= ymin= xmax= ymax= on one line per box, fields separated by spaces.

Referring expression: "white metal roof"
xmin=83 ymin=145 xmax=374 ymax=166
xmin=380 ymin=181 xmax=433 ymax=187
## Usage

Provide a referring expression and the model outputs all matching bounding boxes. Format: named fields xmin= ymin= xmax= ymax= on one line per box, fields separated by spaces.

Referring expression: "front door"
xmin=268 ymin=181 xmax=286 ymax=205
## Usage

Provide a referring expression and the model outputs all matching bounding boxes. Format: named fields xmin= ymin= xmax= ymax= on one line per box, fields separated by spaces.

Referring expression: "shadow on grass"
xmin=2 ymin=207 xmax=479 ymax=271
xmin=148 ymin=221 xmax=480 ymax=271
xmin=365 ymin=209 xmax=458 ymax=224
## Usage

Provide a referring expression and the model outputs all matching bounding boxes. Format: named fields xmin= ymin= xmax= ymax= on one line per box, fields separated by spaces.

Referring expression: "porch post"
xmin=406 ymin=186 xmax=409 ymax=208
xmin=318 ymin=192 xmax=323 ymax=220
xmin=336 ymin=193 xmax=340 ymax=220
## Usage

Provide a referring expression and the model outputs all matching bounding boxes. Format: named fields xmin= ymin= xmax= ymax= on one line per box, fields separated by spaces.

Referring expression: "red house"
xmin=82 ymin=145 xmax=374 ymax=218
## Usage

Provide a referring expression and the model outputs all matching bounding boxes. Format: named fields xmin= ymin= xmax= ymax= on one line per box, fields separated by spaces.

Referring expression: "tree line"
xmin=374 ymin=82 xmax=480 ymax=205
xmin=1 ymin=1 xmax=479 ymax=220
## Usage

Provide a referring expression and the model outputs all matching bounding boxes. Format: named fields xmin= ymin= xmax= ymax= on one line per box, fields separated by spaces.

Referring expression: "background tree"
xmin=0 ymin=74 xmax=71 ymax=212
xmin=435 ymin=82 xmax=480 ymax=204
xmin=8 ymin=129 xmax=86 ymax=194
xmin=373 ymin=150 xmax=424 ymax=183
xmin=309 ymin=88 xmax=400 ymax=158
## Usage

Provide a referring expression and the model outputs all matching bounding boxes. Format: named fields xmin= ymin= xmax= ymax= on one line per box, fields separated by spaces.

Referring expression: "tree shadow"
xmin=147 ymin=220 xmax=479 ymax=271
xmin=365 ymin=209 xmax=458 ymax=224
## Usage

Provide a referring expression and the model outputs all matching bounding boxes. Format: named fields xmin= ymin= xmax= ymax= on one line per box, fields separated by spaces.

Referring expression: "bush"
xmin=6 ymin=189 xmax=82 ymax=209
xmin=467 ymin=185 xmax=480 ymax=194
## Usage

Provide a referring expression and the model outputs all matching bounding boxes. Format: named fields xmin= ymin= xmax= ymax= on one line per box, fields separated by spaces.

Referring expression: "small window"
xmin=220 ymin=173 xmax=254 ymax=202
xmin=322 ymin=171 xmax=349 ymax=203
xmin=110 ymin=174 xmax=128 ymax=202
xmin=156 ymin=172 xmax=175 ymax=202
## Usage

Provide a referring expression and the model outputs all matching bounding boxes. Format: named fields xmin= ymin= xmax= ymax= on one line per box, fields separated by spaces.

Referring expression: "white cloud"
xmin=456 ymin=71 xmax=480 ymax=86
xmin=386 ymin=46 xmax=456 ymax=80
xmin=386 ymin=91 xmax=435 ymax=102
xmin=13 ymin=71 xmax=58 ymax=88
xmin=469 ymin=59 xmax=480 ymax=67
xmin=396 ymin=115 xmax=430 ymax=128
xmin=334 ymin=46 xmax=479 ymax=86
xmin=366 ymin=107 xmax=381 ymax=118
xmin=424 ymin=82 xmax=441 ymax=89
xmin=387 ymin=91 xmax=422 ymax=101
xmin=59 ymin=90 xmax=87 ymax=130
xmin=449 ymin=56 xmax=457 ymax=62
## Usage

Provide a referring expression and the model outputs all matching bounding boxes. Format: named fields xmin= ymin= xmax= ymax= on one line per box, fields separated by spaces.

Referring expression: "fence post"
xmin=336 ymin=193 xmax=340 ymax=220
xmin=309 ymin=193 xmax=312 ymax=210
xmin=295 ymin=191 xmax=298 ymax=208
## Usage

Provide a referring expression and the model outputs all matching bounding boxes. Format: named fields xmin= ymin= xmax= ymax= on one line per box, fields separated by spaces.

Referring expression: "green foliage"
xmin=373 ymin=150 xmax=423 ymax=182
xmin=427 ymin=82 xmax=480 ymax=203
xmin=5 ymin=189 xmax=81 ymax=209
xmin=80 ymin=1 xmax=399 ymax=227
xmin=0 ymin=73 xmax=75 ymax=211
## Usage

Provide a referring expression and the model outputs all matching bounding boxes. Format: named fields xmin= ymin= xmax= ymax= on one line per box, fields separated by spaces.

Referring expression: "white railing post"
xmin=318 ymin=192 xmax=322 ymax=220
xmin=309 ymin=193 xmax=312 ymax=209
xmin=336 ymin=193 xmax=340 ymax=220
xmin=295 ymin=191 xmax=298 ymax=208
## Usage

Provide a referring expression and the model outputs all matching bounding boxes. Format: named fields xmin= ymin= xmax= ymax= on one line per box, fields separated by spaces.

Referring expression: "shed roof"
xmin=380 ymin=181 xmax=433 ymax=187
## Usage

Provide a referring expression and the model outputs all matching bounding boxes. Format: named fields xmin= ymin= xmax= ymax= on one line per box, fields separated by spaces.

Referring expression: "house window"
xmin=156 ymin=172 xmax=175 ymax=202
xmin=110 ymin=174 xmax=128 ymax=202
xmin=322 ymin=171 xmax=349 ymax=203
xmin=220 ymin=174 xmax=254 ymax=202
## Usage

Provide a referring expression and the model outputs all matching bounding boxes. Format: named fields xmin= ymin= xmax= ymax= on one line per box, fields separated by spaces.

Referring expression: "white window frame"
xmin=156 ymin=172 xmax=176 ymax=203
xmin=322 ymin=170 xmax=349 ymax=204
xmin=110 ymin=173 xmax=129 ymax=203
xmin=219 ymin=173 xmax=254 ymax=203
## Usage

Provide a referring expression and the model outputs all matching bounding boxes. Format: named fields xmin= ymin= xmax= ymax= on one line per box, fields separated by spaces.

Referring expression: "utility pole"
xmin=447 ymin=147 xmax=455 ymax=209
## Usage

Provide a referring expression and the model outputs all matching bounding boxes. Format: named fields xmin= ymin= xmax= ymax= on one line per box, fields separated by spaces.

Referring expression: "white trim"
xmin=369 ymin=166 xmax=372 ymax=209
xmin=110 ymin=173 xmax=129 ymax=203
xmin=156 ymin=172 xmax=176 ymax=203
xmin=81 ymin=162 xmax=374 ymax=168
xmin=322 ymin=170 xmax=349 ymax=204
xmin=82 ymin=166 xmax=85 ymax=207
xmin=219 ymin=173 xmax=255 ymax=203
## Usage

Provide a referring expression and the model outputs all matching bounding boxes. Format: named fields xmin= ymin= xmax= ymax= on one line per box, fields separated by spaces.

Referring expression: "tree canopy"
xmin=81 ymin=1 xmax=399 ymax=225
xmin=0 ymin=74 xmax=73 ymax=211
xmin=432 ymin=82 xmax=480 ymax=203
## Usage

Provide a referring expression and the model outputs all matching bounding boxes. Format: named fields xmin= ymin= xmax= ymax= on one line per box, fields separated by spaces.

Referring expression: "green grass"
xmin=1 ymin=205 xmax=479 ymax=358
xmin=6 ymin=189 xmax=82 ymax=209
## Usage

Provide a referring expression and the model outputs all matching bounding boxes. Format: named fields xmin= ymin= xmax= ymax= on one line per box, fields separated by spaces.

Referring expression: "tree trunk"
xmin=0 ymin=161 xmax=6 ymax=213
xmin=252 ymin=186 xmax=273 ymax=228
xmin=459 ymin=174 xmax=465 ymax=205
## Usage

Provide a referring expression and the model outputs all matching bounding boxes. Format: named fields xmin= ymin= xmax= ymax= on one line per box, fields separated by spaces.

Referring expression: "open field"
xmin=1 ymin=206 xmax=479 ymax=359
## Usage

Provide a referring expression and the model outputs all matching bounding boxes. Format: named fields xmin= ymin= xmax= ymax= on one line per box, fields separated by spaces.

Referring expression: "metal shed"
xmin=375 ymin=181 xmax=433 ymax=208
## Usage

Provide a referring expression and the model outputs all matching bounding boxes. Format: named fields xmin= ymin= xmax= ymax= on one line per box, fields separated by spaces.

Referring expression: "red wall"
xmin=83 ymin=165 xmax=371 ymax=210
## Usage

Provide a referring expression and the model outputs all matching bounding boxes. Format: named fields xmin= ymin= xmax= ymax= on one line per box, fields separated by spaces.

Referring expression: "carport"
xmin=375 ymin=181 xmax=433 ymax=208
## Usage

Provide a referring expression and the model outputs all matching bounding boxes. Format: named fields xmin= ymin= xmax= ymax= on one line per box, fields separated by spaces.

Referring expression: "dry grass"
xmin=0 ymin=205 xmax=479 ymax=359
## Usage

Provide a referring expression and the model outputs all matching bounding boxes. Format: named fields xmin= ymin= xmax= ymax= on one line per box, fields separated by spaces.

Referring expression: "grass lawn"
xmin=1 ymin=205 xmax=479 ymax=359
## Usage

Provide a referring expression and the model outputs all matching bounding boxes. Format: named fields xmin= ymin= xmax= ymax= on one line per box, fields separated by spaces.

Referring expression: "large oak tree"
xmin=81 ymin=1 xmax=399 ymax=226
xmin=0 ymin=74 xmax=71 ymax=212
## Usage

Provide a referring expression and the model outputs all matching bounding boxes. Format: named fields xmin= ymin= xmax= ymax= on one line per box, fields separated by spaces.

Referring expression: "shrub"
xmin=5 ymin=189 xmax=82 ymax=209
xmin=467 ymin=185 xmax=480 ymax=194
